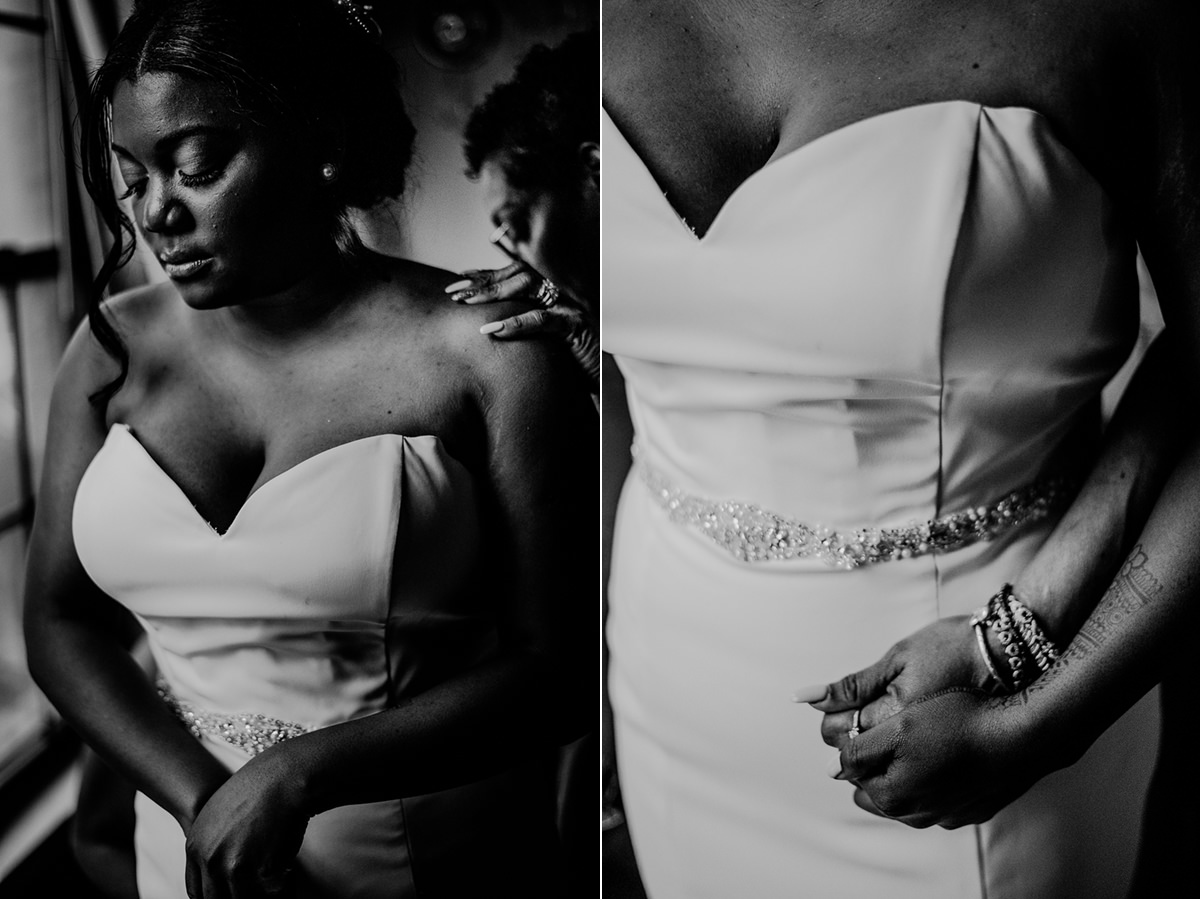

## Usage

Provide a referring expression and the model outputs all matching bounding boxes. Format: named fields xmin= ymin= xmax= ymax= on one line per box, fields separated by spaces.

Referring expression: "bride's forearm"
xmin=1003 ymin=430 xmax=1200 ymax=766
xmin=1009 ymin=332 xmax=1185 ymax=645
xmin=254 ymin=651 xmax=578 ymax=814
xmin=26 ymin=607 xmax=229 ymax=829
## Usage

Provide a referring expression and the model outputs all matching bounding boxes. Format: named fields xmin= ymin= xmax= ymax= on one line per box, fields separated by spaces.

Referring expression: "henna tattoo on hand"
xmin=998 ymin=544 xmax=1163 ymax=708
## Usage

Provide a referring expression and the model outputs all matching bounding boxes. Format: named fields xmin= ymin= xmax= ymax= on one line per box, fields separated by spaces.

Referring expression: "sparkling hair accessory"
xmin=332 ymin=0 xmax=382 ymax=42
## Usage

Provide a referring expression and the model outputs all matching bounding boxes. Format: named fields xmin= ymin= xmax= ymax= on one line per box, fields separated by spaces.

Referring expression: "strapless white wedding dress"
xmin=603 ymin=101 xmax=1159 ymax=898
xmin=73 ymin=424 xmax=562 ymax=898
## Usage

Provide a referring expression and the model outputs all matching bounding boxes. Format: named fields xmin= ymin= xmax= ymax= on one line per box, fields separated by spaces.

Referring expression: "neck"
xmin=216 ymin=252 xmax=368 ymax=348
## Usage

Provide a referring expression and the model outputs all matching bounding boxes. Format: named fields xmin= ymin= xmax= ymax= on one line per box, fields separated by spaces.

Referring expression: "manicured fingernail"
xmin=826 ymin=753 xmax=844 ymax=779
xmin=450 ymin=289 xmax=477 ymax=303
xmin=480 ymin=321 xmax=504 ymax=335
xmin=792 ymin=684 xmax=828 ymax=704
xmin=445 ymin=279 xmax=474 ymax=293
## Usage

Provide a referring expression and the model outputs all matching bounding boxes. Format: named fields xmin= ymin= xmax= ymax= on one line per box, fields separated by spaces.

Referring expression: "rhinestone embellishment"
xmin=158 ymin=680 xmax=312 ymax=756
xmin=637 ymin=457 xmax=1073 ymax=570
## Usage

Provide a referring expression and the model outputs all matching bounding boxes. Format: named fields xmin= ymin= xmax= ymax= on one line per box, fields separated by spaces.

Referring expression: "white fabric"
xmin=603 ymin=100 xmax=1158 ymax=899
xmin=73 ymin=424 xmax=490 ymax=898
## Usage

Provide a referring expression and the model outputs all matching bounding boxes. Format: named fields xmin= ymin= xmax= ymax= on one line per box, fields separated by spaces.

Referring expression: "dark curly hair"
xmin=81 ymin=0 xmax=416 ymax=402
xmin=463 ymin=25 xmax=598 ymax=190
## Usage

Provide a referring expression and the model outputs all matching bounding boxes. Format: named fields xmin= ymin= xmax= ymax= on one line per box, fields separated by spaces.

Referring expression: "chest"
xmin=603 ymin=0 xmax=1133 ymax=235
xmin=106 ymin=327 xmax=478 ymax=536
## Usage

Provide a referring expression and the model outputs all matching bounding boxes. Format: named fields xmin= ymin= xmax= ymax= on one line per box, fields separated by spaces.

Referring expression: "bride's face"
xmin=110 ymin=71 xmax=330 ymax=309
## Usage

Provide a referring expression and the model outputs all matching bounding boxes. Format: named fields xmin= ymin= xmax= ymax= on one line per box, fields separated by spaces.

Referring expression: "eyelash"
xmin=117 ymin=182 xmax=145 ymax=201
xmin=178 ymin=167 xmax=222 ymax=188
xmin=117 ymin=166 xmax=223 ymax=200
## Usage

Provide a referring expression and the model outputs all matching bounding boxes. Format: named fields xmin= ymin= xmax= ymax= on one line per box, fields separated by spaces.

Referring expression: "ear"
xmin=314 ymin=118 xmax=347 ymax=177
xmin=578 ymin=141 xmax=599 ymax=189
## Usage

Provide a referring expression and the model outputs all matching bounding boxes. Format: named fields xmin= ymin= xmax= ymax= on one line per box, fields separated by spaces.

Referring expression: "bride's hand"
xmin=826 ymin=688 xmax=1051 ymax=828
xmin=183 ymin=748 xmax=310 ymax=898
xmin=800 ymin=616 xmax=994 ymax=756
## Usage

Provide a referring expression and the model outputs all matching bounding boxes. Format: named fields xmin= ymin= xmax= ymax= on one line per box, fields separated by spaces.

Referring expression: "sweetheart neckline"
xmin=107 ymin=423 xmax=449 ymax=539
xmin=603 ymin=99 xmax=1091 ymax=243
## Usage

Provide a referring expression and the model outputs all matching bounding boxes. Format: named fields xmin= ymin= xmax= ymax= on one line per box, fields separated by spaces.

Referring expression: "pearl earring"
xmin=320 ymin=163 xmax=339 ymax=183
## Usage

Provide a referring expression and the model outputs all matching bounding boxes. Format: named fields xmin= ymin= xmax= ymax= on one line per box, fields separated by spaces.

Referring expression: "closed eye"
xmin=178 ymin=167 xmax=223 ymax=188
xmin=118 ymin=180 xmax=147 ymax=201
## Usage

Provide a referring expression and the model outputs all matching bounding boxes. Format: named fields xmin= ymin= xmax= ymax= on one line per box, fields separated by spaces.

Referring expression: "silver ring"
xmin=847 ymin=708 xmax=862 ymax=740
xmin=535 ymin=279 xmax=560 ymax=308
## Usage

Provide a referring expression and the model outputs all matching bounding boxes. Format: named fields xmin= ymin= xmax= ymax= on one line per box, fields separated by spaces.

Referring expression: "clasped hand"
xmin=183 ymin=747 xmax=310 ymax=899
xmin=800 ymin=617 xmax=1047 ymax=829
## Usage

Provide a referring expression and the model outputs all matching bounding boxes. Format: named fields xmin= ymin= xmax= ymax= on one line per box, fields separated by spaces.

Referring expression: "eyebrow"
xmin=111 ymin=124 xmax=238 ymax=162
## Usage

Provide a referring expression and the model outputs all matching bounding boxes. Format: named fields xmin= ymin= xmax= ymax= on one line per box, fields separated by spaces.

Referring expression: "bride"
xmin=603 ymin=1 xmax=1198 ymax=896
xmin=23 ymin=1 xmax=596 ymax=897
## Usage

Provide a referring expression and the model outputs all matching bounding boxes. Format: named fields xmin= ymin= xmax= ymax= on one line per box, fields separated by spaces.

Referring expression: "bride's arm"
xmin=182 ymin=334 xmax=598 ymax=890
xmin=602 ymin=353 xmax=635 ymax=823
xmin=23 ymin=321 xmax=231 ymax=831
xmin=818 ymin=16 xmax=1200 ymax=826
xmin=806 ymin=322 xmax=1184 ymax=731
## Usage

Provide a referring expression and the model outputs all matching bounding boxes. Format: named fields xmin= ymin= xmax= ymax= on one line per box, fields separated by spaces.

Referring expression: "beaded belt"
xmin=158 ymin=680 xmax=313 ymax=756
xmin=636 ymin=455 xmax=1073 ymax=570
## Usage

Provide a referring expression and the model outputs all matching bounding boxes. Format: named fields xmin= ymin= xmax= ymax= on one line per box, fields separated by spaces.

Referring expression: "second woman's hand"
xmin=445 ymin=261 xmax=536 ymax=305
xmin=444 ymin=266 xmax=600 ymax=388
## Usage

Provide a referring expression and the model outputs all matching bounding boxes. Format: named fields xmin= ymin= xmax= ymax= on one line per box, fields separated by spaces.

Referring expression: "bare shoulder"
xmin=52 ymin=281 xmax=169 ymax=397
xmin=368 ymin=255 xmax=574 ymax=405
xmin=53 ymin=280 xmax=204 ymax=424
xmin=78 ymin=279 xmax=190 ymax=376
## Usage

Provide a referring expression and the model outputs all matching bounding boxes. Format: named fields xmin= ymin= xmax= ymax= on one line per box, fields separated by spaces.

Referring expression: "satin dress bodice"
xmin=604 ymin=100 xmax=1138 ymax=532
xmin=74 ymin=424 xmax=490 ymax=728
xmin=72 ymin=424 xmax=559 ymax=898
xmin=603 ymin=100 xmax=1158 ymax=899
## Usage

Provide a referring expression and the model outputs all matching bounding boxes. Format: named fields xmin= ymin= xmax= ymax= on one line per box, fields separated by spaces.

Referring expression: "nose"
xmin=140 ymin=178 xmax=189 ymax=234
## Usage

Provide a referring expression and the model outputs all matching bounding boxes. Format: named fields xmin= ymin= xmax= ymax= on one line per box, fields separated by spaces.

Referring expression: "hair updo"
xmin=81 ymin=0 xmax=416 ymax=400
xmin=463 ymin=25 xmax=598 ymax=191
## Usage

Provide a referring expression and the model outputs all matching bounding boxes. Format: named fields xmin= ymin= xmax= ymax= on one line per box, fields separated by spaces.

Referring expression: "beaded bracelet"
xmin=969 ymin=615 xmax=1011 ymax=693
xmin=969 ymin=583 xmax=1063 ymax=691
xmin=971 ymin=585 xmax=1025 ymax=688
xmin=1006 ymin=593 xmax=1061 ymax=674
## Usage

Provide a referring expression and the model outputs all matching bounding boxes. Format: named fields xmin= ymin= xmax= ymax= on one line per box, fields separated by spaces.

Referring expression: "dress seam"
xmin=932 ymin=106 xmax=983 ymax=615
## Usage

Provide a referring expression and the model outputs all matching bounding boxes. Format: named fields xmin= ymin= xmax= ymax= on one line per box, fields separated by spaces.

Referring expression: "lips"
xmin=158 ymin=248 xmax=214 ymax=281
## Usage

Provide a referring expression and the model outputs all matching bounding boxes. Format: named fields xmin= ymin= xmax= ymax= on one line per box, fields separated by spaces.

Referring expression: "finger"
xmin=832 ymin=715 xmax=896 ymax=784
xmin=819 ymin=708 xmax=858 ymax=748
xmin=480 ymin=308 xmax=568 ymax=339
xmin=810 ymin=654 xmax=901 ymax=713
xmin=852 ymin=787 xmax=891 ymax=818
xmin=444 ymin=261 xmax=526 ymax=293
xmin=791 ymin=683 xmax=829 ymax=704
xmin=453 ymin=268 xmax=537 ymax=304
xmin=467 ymin=268 xmax=537 ymax=304
xmin=826 ymin=684 xmax=907 ymax=747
